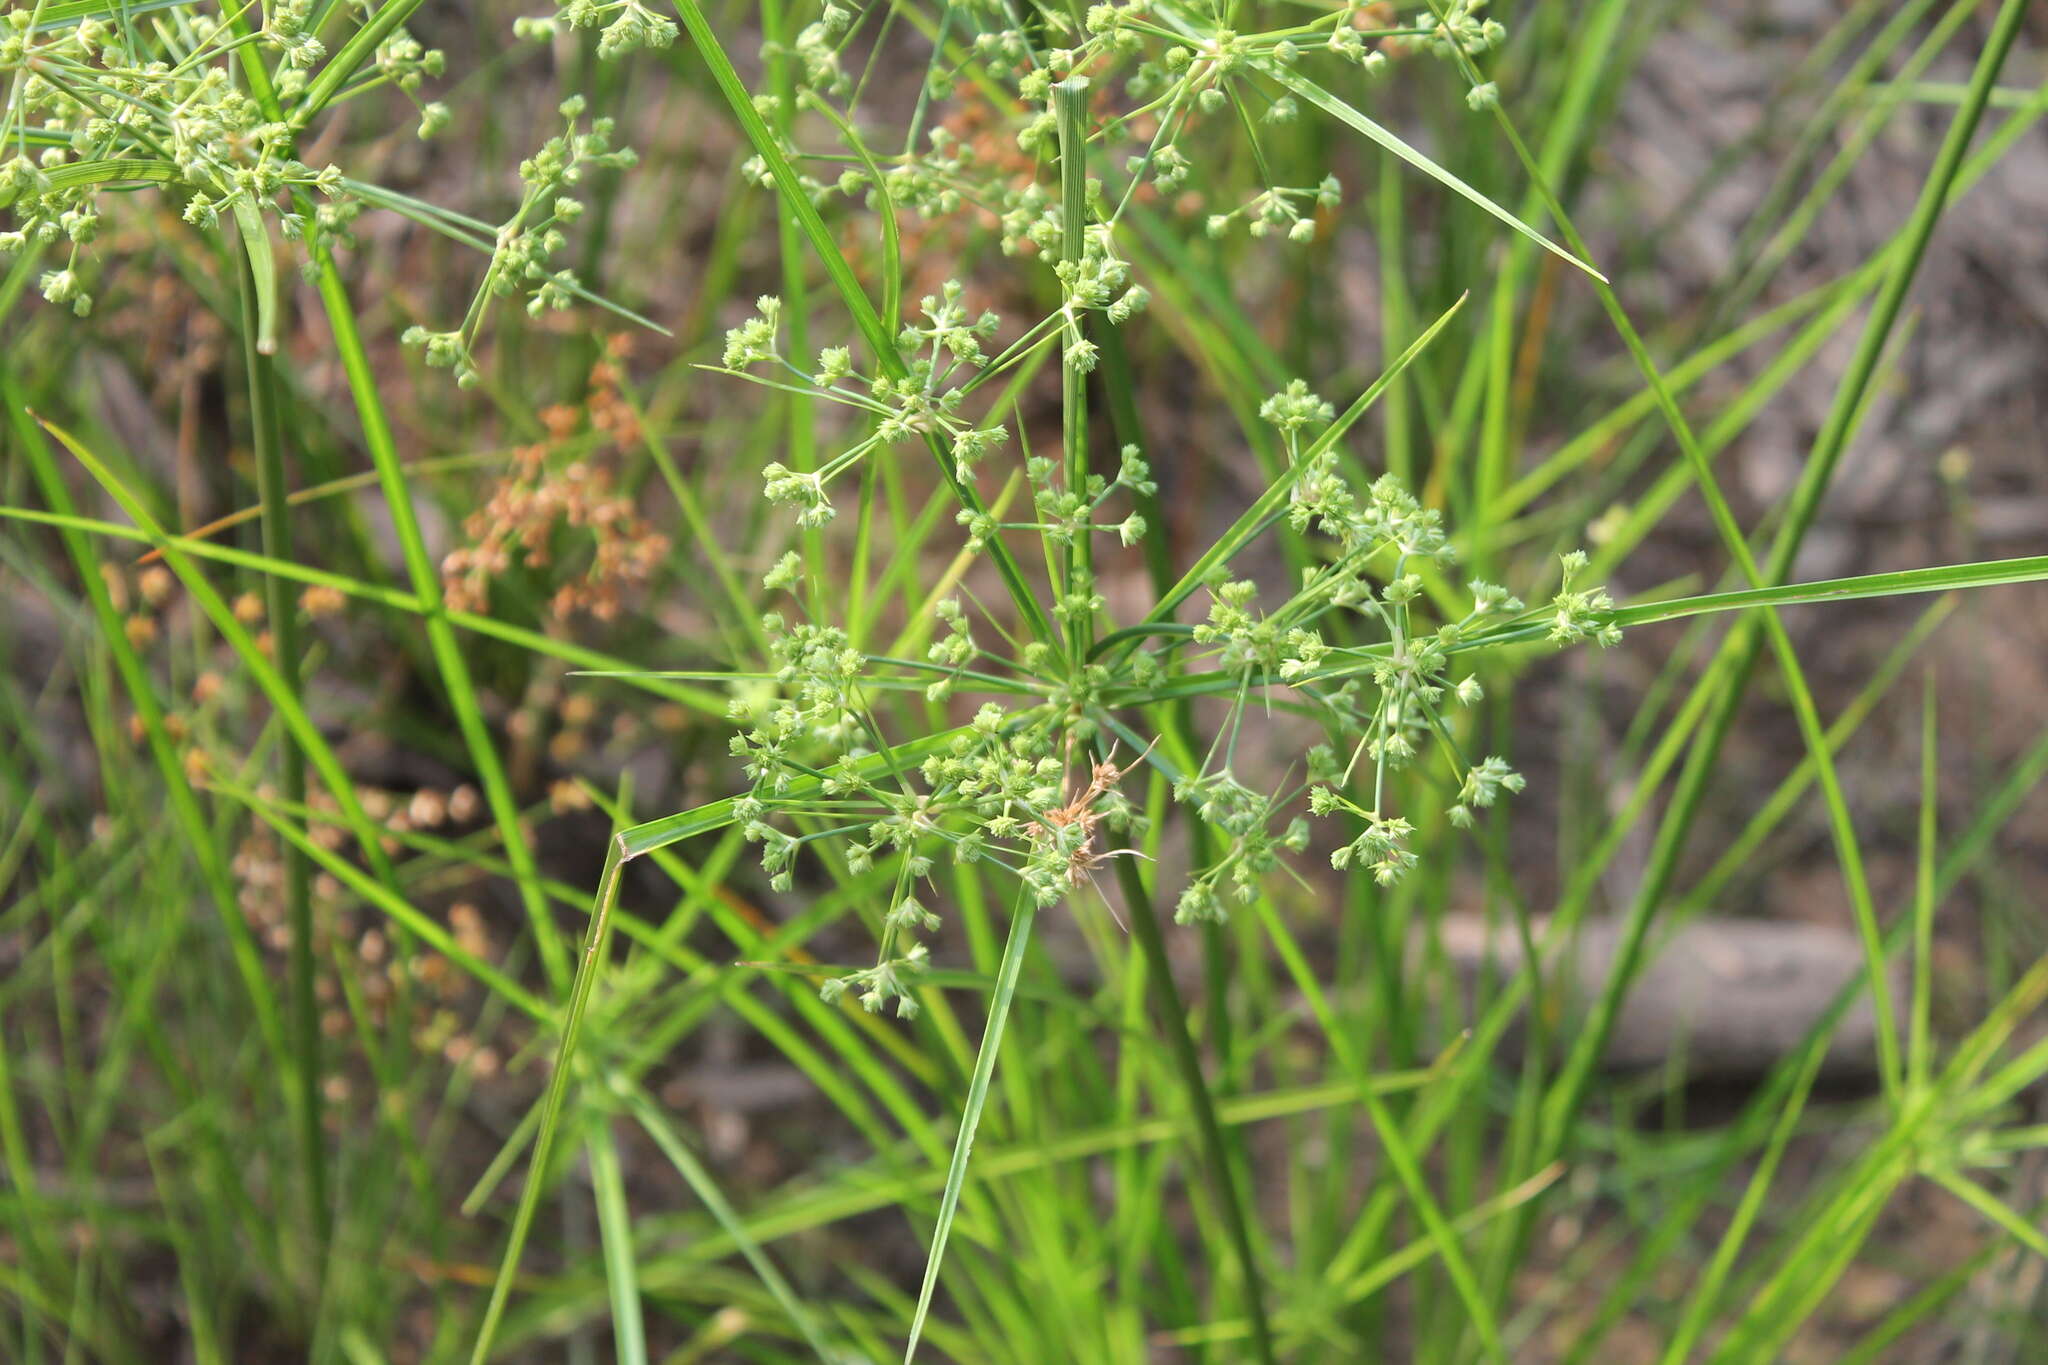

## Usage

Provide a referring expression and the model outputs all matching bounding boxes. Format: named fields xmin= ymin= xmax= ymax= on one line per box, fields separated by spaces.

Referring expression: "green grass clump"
xmin=5 ymin=0 xmax=2048 ymax=1361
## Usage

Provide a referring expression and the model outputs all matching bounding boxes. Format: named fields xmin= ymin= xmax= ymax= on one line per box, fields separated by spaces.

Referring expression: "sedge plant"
xmin=7 ymin=0 xmax=2048 ymax=1362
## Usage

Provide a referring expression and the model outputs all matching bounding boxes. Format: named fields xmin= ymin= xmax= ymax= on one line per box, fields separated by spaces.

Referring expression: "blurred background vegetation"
xmin=4 ymin=0 xmax=2048 ymax=1360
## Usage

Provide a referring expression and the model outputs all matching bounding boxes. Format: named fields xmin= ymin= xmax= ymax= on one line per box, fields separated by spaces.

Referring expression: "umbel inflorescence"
xmin=677 ymin=0 xmax=1606 ymax=1013
xmin=722 ymin=310 xmax=1618 ymax=1013
xmin=0 ymin=4 xmax=445 ymax=305
xmin=0 ymin=3 xmax=634 ymax=361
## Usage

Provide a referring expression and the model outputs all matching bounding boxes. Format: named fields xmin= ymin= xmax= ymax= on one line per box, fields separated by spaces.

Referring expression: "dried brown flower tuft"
xmin=440 ymin=344 xmax=666 ymax=621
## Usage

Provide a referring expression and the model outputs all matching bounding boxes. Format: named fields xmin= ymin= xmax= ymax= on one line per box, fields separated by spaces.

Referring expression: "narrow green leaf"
xmin=587 ymin=1117 xmax=649 ymax=1365
xmin=1272 ymin=67 xmax=1605 ymax=282
xmin=1602 ymin=554 xmax=2048 ymax=629
xmin=469 ymin=836 xmax=628 ymax=1364
xmin=904 ymin=898 xmax=1036 ymax=1362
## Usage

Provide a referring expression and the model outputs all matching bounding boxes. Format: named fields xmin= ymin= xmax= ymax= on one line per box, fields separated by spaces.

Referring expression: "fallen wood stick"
xmin=1436 ymin=913 xmax=1909 ymax=1082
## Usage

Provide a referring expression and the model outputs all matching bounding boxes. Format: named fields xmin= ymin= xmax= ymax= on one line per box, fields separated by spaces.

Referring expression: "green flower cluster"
xmin=402 ymin=97 xmax=636 ymax=386
xmin=704 ymin=0 xmax=1509 ymax=269
xmin=717 ymin=282 xmax=1016 ymax=516
xmin=1 ymin=2 xmax=646 ymax=379
xmin=728 ymin=347 xmax=1619 ymax=999
xmin=518 ymin=0 xmax=679 ymax=61
xmin=0 ymin=3 xmax=419 ymax=315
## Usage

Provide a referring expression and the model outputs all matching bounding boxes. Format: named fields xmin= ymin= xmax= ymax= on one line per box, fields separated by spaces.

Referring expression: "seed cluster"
xmin=440 ymin=339 xmax=669 ymax=621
